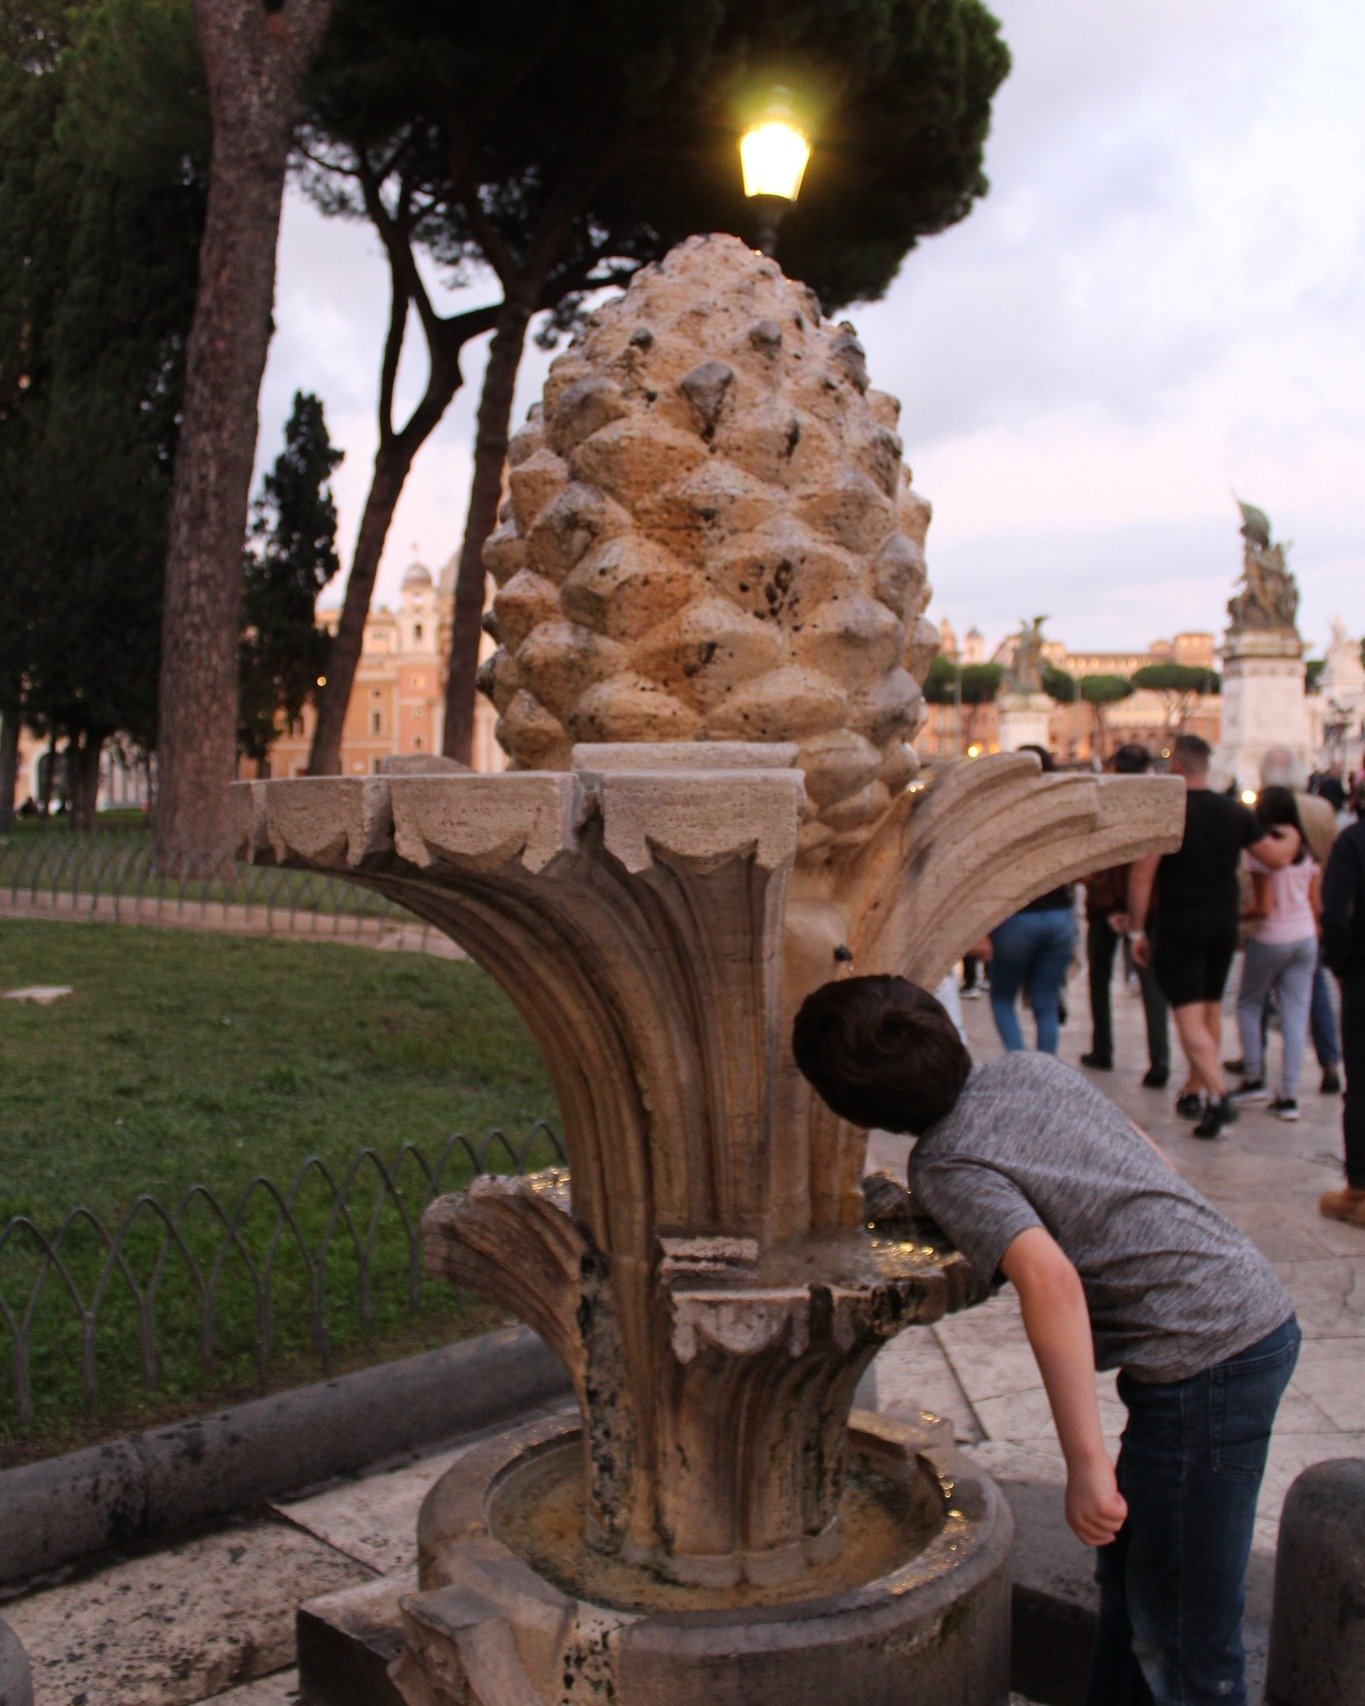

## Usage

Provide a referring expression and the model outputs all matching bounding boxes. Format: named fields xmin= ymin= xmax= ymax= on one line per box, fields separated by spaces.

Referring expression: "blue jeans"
xmin=1087 ymin=1316 xmax=1300 ymax=1706
xmin=989 ymin=907 xmax=1076 ymax=1054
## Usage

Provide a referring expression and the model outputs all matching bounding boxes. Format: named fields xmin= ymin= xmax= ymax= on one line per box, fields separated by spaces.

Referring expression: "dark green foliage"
xmin=1305 ymin=658 xmax=1325 ymax=693
xmin=1079 ymin=673 xmax=1135 ymax=706
xmin=958 ymin=662 xmax=1004 ymax=703
xmin=309 ymin=0 xmax=1011 ymax=313
xmin=921 ymin=654 xmax=958 ymax=704
xmin=1130 ymin=663 xmax=1220 ymax=696
xmin=1042 ymin=663 xmax=1076 ymax=704
xmin=919 ymin=657 xmax=1005 ymax=706
xmin=0 ymin=0 xmax=207 ymax=769
xmin=239 ymin=393 xmax=343 ymax=765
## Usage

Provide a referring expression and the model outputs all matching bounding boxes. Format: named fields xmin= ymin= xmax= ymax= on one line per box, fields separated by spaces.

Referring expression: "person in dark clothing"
xmin=1320 ymin=817 xmax=1365 ymax=1226
xmin=1081 ymin=744 xmax=1170 ymax=1084
xmin=1128 ymin=735 xmax=1297 ymax=1139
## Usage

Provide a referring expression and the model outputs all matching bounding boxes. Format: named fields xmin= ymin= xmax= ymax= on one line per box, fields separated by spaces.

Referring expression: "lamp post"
xmin=739 ymin=93 xmax=810 ymax=259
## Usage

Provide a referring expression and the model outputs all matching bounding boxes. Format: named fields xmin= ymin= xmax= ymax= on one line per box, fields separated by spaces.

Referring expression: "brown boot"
xmin=1319 ymin=1186 xmax=1365 ymax=1227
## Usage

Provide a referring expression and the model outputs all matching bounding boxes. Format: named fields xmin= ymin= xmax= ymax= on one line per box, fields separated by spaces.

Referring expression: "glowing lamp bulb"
xmin=316 ymin=675 xmax=327 ymax=687
xmin=1240 ymin=789 xmax=1258 ymax=806
xmin=967 ymin=744 xmax=982 ymax=759
xmin=739 ymin=119 xmax=811 ymax=203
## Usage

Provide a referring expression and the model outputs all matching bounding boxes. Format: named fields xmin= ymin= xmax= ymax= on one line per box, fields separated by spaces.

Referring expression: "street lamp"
xmin=740 ymin=93 xmax=810 ymax=258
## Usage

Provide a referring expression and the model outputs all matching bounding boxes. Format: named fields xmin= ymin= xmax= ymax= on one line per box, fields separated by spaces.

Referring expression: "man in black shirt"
xmin=1320 ymin=816 xmax=1365 ymax=1225
xmin=1127 ymin=735 xmax=1296 ymax=1138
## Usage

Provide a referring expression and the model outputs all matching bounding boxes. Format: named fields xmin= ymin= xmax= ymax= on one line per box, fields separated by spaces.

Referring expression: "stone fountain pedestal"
xmin=393 ymin=1408 xmax=1012 ymax=1706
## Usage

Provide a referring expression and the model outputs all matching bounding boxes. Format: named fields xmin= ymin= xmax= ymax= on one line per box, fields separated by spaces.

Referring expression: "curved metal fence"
xmin=0 ymin=826 xmax=449 ymax=954
xmin=0 ymin=1124 xmax=565 ymax=1430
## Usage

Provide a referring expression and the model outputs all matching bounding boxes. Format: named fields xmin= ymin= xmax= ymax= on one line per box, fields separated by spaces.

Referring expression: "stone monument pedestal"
xmin=998 ymin=693 xmax=1053 ymax=755
xmin=1215 ymin=629 xmax=1311 ymax=792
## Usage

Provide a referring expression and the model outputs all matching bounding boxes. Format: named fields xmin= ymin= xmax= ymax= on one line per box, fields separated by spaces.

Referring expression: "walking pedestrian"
xmin=1231 ymin=788 xmax=1317 ymax=1120
xmin=975 ymin=746 xmax=1077 ymax=1055
xmin=1081 ymin=744 xmax=1170 ymax=1086
xmin=1320 ymin=814 xmax=1365 ymax=1226
xmin=1127 ymin=735 xmax=1298 ymax=1139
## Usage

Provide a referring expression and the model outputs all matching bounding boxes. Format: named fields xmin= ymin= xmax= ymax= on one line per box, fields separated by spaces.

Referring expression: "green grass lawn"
xmin=0 ymin=919 xmax=559 ymax=1459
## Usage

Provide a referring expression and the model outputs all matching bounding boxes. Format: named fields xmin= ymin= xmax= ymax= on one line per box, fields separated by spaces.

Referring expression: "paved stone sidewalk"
xmin=3 ymin=966 xmax=1358 ymax=1704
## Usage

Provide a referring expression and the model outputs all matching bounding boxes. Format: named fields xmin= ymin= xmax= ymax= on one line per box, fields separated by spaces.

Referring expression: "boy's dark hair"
xmin=791 ymin=975 xmax=971 ymax=1135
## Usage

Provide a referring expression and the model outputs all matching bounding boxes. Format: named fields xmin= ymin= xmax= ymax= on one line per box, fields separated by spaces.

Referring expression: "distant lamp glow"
xmin=1240 ymin=788 xmax=1258 ymax=806
xmin=966 ymin=743 xmax=982 ymax=759
xmin=740 ymin=118 xmax=810 ymax=202
xmin=740 ymin=94 xmax=810 ymax=258
xmin=316 ymin=675 xmax=327 ymax=687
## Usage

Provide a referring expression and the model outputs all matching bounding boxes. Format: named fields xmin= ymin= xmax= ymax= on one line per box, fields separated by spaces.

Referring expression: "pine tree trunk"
xmin=38 ymin=738 xmax=57 ymax=814
xmin=155 ymin=0 xmax=334 ymax=872
xmin=0 ymin=709 xmax=19 ymax=832
xmin=442 ymin=298 xmax=534 ymax=765
xmin=69 ymin=734 xmax=104 ymax=833
xmin=307 ymin=447 xmax=411 ymax=776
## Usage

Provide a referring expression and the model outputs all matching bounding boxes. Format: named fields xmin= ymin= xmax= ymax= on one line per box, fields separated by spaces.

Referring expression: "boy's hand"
xmin=1065 ymin=1454 xmax=1127 ymax=1548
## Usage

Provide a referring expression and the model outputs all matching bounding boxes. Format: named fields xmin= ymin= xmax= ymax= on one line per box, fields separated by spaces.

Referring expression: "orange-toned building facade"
xmin=265 ymin=558 xmax=505 ymax=779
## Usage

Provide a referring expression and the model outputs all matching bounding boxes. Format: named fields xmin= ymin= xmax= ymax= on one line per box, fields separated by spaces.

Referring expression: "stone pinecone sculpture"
xmin=478 ymin=233 xmax=937 ymax=861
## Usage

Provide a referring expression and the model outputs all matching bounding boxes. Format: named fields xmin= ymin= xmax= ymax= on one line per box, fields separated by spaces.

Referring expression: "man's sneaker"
xmin=1175 ymin=1091 xmax=1204 ymax=1120
xmin=1320 ymin=1186 xmax=1365 ymax=1227
xmin=1223 ymin=1057 xmax=1246 ymax=1075
xmin=1080 ymin=1052 xmax=1113 ymax=1070
xmin=1321 ymin=1067 xmax=1342 ymax=1094
xmin=1142 ymin=1065 xmax=1170 ymax=1089
xmin=961 ymin=985 xmax=983 ymax=999
xmin=1269 ymin=1097 xmax=1299 ymax=1121
xmin=1232 ymin=1079 xmax=1269 ymax=1103
xmin=1193 ymin=1096 xmax=1239 ymax=1139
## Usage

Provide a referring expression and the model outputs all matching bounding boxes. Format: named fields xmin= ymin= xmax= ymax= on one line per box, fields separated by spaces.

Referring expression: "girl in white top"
xmin=1234 ymin=787 xmax=1321 ymax=1118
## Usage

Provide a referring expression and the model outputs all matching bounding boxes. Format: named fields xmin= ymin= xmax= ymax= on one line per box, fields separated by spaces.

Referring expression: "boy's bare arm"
xmin=1000 ymin=1227 xmax=1127 ymax=1548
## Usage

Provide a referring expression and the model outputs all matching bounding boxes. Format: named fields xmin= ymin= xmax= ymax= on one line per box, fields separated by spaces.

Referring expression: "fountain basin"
xmin=393 ymin=1408 xmax=1013 ymax=1705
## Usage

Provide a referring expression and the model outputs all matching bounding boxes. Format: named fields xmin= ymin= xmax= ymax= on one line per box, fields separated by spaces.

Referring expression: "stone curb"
xmin=0 ymin=1326 xmax=570 ymax=1589
xmin=0 ymin=1616 xmax=33 ymax=1706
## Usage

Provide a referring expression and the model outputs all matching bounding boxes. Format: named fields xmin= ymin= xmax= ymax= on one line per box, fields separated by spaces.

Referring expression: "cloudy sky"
xmin=257 ymin=0 xmax=1365 ymax=661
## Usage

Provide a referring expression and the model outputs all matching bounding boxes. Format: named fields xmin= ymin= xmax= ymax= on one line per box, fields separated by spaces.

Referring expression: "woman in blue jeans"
xmin=975 ymin=746 xmax=1077 ymax=1054
xmin=982 ymin=892 xmax=1077 ymax=1053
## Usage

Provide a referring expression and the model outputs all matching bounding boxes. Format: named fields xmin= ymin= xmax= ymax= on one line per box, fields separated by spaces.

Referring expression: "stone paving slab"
xmin=3 ymin=1515 xmax=373 ymax=1706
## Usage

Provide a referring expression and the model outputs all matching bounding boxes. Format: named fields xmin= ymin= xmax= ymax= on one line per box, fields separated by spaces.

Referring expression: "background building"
xmin=260 ymin=556 xmax=504 ymax=779
xmin=918 ymin=628 xmax=1222 ymax=764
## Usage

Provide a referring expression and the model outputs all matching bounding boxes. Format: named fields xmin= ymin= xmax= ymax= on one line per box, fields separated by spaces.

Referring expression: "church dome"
xmin=402 ymin=560 xmax=433 ymax=592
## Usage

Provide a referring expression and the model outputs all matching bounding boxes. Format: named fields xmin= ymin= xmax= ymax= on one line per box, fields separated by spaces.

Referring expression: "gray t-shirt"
xmin=909 ymin=1053 xmax=1293 ymax=1382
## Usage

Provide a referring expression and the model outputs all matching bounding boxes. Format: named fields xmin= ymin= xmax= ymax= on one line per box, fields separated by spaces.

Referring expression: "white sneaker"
xmin=1269 ymin=1097 xmax=1299 ymax=1121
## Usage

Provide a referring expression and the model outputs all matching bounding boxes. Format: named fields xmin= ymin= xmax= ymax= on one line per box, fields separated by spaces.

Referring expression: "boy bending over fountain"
xmin=792 ymin=975 xmax=1297 ymax=1706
